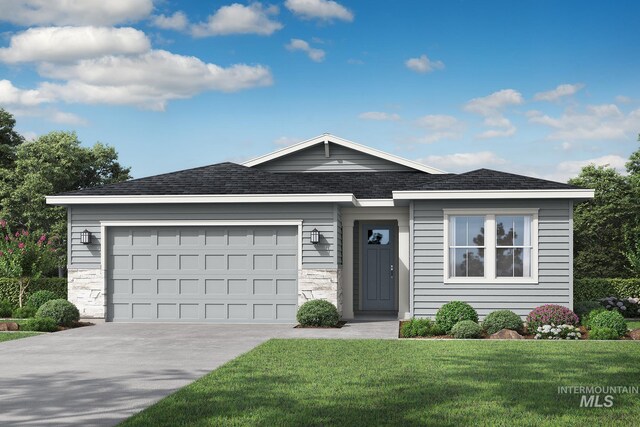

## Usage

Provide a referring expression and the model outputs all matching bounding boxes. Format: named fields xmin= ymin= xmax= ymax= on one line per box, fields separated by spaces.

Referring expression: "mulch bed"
xmin=294 ymin=321 xmax=347 ymax=329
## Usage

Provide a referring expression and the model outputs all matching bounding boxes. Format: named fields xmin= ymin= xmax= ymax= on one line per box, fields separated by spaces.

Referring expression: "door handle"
xmin=390 ymin=264 xmax=394 ymax=278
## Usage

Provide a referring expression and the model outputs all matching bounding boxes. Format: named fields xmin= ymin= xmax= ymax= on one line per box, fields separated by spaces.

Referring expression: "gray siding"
xmin=336 ymin=205 xmax=343 ymax=266
xmin=412 ymin=199 xmax=571 ymax=318
xmin=69 ymin=203 xmax=337 ymax=270
xmin=353 ymin=221 xmax=360 ymax=312
xmin=254 ymin=143 xmax=414 ymax=172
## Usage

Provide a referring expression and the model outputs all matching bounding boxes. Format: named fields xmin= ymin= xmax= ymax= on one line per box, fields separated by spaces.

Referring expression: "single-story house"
xmin=46 ymin=134 xmax=594 ymax=323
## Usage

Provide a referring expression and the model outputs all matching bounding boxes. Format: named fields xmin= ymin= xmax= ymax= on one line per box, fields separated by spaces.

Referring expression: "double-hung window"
xmin=445 ymin=210 xmax=538 ymax=283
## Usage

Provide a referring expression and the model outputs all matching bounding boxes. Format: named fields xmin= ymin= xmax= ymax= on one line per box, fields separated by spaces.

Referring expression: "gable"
xmin=252 ymin=142 xmax=415 ymax=173
xmin=244 ymin=134 xmax=444 ymax=174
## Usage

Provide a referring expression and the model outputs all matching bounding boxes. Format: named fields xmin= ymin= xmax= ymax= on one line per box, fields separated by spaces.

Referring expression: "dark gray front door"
xmin=362 ymin=223 xmax=395 ymax=310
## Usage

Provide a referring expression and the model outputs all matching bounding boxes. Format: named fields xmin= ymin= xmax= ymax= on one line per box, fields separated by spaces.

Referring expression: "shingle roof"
xmin=417 ymin=169 xmax=581 ymax=191
xmin=56 ymin=163 xmax=579 ymax=198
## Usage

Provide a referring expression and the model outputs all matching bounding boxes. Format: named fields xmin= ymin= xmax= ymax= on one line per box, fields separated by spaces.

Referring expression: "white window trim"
xmin=443 ymin=209 xmax=539 ymax=284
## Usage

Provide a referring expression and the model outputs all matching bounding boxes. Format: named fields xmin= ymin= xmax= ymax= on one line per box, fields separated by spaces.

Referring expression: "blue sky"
xmin=1 ymin=0 xmax=639 ymax=181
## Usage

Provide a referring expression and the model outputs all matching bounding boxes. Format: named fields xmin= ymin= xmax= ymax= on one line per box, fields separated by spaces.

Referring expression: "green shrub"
xmin=574 ymin=278 xmax=640 ymax=302
xmin=587 ymin=310 xmax=627 ymax=337
xmin=0 ymin=298 xmax=13 ymax=317
xmin=589 ymin=327 xmax=620 ymax=340
xmin=36 ymin=299 xmax=80 ymax=327
xmin=435 ymin=301 xmax=479 ymax=333
xmin=26 ymin=290 xmax=59 ymax=309
xmin=582 ymin=308 xmax=607 ymax=328
xmin=21 ymin=317 xmax=58 ymax=332
xmin=0 ymin=277 xmax=67 ymax=308
xmin=296 ymin=300 xmax=339 ymax=327
xmin=400 ymin=318 xmax=440 ymax=338
xmin=12 ymin=306 xmax=36 ymax=318
xmin=451 ymin=320 xmax=483 ymax=339
xmin=482 ymin=310 xmax=524 ymax=334
xmin=574 ymin=300 xmax=603 ymax=322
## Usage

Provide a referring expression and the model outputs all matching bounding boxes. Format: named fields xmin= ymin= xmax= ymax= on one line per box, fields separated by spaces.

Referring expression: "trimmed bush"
xmin=589 ymin=327 xmax=620 ymax=340
xmin=482 ymin=310 xmax=524 ymax=334
xmin=400 ymin=318 xmax=440 ymax=338
xmin=0 ymin=277 xmax=67 ymax=308
xmin=574 ymin=300 xmax=603 ymax=322
xmin=435 ymin=301 xmax=479 ymax=333
xmin=600 ymin=296 xmax=640 ymax=318
xmin=21 ymin=317 xmax=58 ymax=332
xmin=36 ymin=299 xmax=80 ymax=327
xmin=26 ymin=290 xmax=59 ymax=310
xmin=587 ymin=310 xmax=627 ymax=337
xmin=0 ymin=298 xmax=13 ymax=317
xmin=526 ymin=304 xmax=579 ymax=332
xmin=451 ymin=320 xmax=483 ymax=339
xmin=296 ymin=300 xmax=339 ymax=327
xmin=582 ymin=308 xmax=607 ymax=328
xmin=574 ymin=278 xmax=640 ymax=302
xmin=12 ymin=306 xmax=36 ymax=319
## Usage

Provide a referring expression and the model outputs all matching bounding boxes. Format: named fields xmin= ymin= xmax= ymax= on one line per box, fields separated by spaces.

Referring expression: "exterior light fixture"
xmin=310 ymin=228 xmax=320 ymax=244
xmin=80 ymin=229 xmax=92 ymax=245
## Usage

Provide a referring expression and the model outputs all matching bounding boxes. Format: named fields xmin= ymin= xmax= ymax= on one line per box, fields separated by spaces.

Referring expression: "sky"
xmin=0 ymin=0 xmax=639 ymax=182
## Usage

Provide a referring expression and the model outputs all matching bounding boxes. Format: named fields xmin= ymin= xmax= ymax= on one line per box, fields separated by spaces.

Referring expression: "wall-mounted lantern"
xmin=80 ymin=229 xmax=92 ymax=245
xmin=310 ymin=228 xmax=320 ymax=244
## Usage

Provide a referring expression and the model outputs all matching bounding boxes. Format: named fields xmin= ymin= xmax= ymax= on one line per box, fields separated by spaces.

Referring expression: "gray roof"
xmin=57 ymin=163 xmax=580 ymax=198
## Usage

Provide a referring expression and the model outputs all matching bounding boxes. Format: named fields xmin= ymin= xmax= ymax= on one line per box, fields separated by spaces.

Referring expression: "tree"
xmin=570 ymin=138 xmax=640 ymax=278
xmin=0 ymin=221 xmax=59 ymax=307
xmin=0 ymin=108 xmax=24 ymax=170
xmin=0 ymin=131 xmax=131 ymax=252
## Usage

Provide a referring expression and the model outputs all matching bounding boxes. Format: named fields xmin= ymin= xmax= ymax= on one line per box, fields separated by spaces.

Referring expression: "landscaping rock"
xmin=489 ymin=328 xmax=524 ymax=340
xmin=0 ymin=322 xmax=19 ymax=331
xmin=629 ymin=329 xmax=640 ymax=340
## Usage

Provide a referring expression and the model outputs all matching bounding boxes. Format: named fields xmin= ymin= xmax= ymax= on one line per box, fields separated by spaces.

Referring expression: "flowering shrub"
xmin=600 ymin=296 xmax=640 ymax=318
xmin=526 ymin=304 xmax=579 ymax=332
xmin=534 ymin=324 xmax=582 ymax=340
xmin=0 ymin=220 xmax=60 ymax=307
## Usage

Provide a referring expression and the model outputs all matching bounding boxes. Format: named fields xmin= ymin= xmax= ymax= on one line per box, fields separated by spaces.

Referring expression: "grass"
xmin=122 ymin=339 xmax=640 ymax=427
xmin=627 ymin=320 xmax=640 ymax=330
xmin=0 ymin=331 xmax=43 ymax=342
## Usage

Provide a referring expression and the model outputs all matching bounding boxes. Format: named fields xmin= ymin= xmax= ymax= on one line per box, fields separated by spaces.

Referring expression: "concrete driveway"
xmin=0 ymin=320 xmax=397 ymax=426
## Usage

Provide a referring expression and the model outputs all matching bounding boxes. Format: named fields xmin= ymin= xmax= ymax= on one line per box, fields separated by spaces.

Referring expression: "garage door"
xmin=106 ymin=226 xmax=298 ymax=323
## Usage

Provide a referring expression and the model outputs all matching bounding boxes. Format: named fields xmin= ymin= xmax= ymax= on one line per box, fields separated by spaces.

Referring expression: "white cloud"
xmin=151 ymin=11 xmax=189 ymax=31
xmin=464 ymin=89 xmax=523 ymax=139
xmin=0 ymin=27 xmax=150 ymax=64
xmin=417 ymin=151 xmax=508 ymax=171
xmin=191 ymin=3 xmax=282 ymax=37
xmin=0 ymin=0 xmax=153 ymax=26
xmin=527 ymin=104 xmax=640 ymax=141
xmin=414 ymin=114 xmax=464 ymax=143
xmin=358 ymin=111 xmax=400 ymax=121
xmin=286 ymin=39 xmax=325 ymax=62
xmin=285 ymin=0 xmax=353 ymax=22
xmin=616 ymin=95 xmax=632 ymax=104
xmin=46 ymin=109 xmax=88 ymax=125
xmin=0 ymin=79 xmax=50 ymax=106
xmin=534 ymin=83 xmax=584 ymax=102
xmin=405 ymin=54 xmax=444 ymax=74
xmin=545 ymin=154 xmax=628 ymax=182
xmin=274 ymin=136 xmax=301 ymax=146
xmin=37 ymin=50 xmax=273 ymax=110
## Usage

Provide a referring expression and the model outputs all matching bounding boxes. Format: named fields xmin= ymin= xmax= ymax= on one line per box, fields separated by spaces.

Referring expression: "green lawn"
xmin=122 ymin=339 xmax=640 ymax=427
xmin=627 ymin=320 xmax=640 ymax=330
xmin=0 ymin=331 xmax=43 ymax=342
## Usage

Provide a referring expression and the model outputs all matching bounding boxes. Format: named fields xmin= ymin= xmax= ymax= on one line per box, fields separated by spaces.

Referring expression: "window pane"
xmin=452 ymin=248 xmax=485 ymax=277
xmin=496 ymin=215 xmax=528 ymax=246
xmin=496 ymin=248 xmax=531 ymax=277
xmin=452 ymin=216 xmax=484 ymax=246
xmin=367 ymin=229 xmax=389 ymax=245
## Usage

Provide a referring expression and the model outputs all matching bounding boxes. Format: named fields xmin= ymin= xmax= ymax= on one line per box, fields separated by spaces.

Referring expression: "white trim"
xmin=354 ymin=198 xmax=395 ymax=207
xmin=408 ymin=201 xmax=415 ymax=318
xmin=242 ymin=134 xmax=446 ymax=174
xmin=443 ymin=210 xmax=539 ymax=285
xmin=394 ymin=189 xmax=594 ymax=200
xmin=569 ymin=200 xmax=574 ymax=310
xmin=47 ymin=193 xmax=356 ymax=205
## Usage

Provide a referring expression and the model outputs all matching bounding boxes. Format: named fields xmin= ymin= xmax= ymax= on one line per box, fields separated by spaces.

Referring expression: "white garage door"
xmin=106 ymin=226 xmax=298 ymax=323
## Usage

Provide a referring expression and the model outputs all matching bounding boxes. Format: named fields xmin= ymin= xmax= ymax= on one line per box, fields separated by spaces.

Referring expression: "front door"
xmin=361 ymin=223 xmax=395 ymax=311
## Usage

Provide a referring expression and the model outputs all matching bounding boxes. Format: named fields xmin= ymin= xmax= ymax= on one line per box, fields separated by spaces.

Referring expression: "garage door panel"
xmin=107 ymin=226 xmax=298 ymax=323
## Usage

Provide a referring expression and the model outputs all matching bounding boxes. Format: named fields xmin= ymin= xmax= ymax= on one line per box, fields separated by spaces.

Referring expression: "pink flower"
xmin=0 ymin=220 xmax=5 ymax=228
xmin=21 ymin=230 xmax=28 ymax=236
xmin=14 ymin=232 xmax=19 ymax=237
xmin=0 ymin=251 xmax=3 ymax=256
xmin=4 ymin=236 xmax=8 ymax=241
xmin=8 ymin=249 xmax=13 ymax=254
xmin=18 ymin=242 xmax=25 ymax=249
xmin=39 ymin=234 xmax=46 ymax=243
